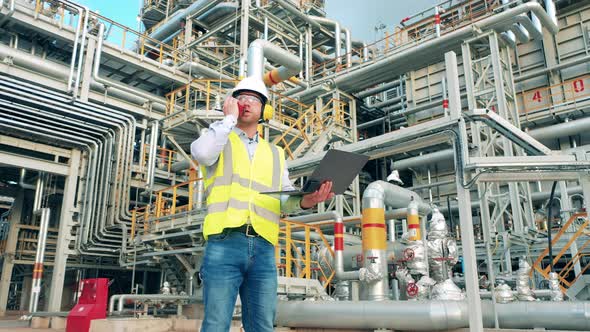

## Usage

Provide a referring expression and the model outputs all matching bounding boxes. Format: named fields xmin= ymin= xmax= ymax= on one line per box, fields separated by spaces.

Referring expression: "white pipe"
xmin=292 ymin=2 xmax=558 ymax=99
xmin=342 ymin=27 xmax=352 ymax=68
xmin=94 ymin=24 xmax=164 ymax=104
xmin=0 ymin=0 xmax=15 ymax=27
xmin=247 ymin=39 xmax=302 ymax=86
xmin=275 ymin=300 xmax=590 ymax=331
xmin=274 ymin=0 xmax=321 ymax=30
xmin=544 ymin=0 xmax=558 ymax=27
xmin=310 ymin=16 xmax=342 ymax=65
xmin=177 ymin=61 xmax=234 ymax=80
xmin=72 ymin=3 xmax=89 ymax=100
xmin=363 ymin=181 xmax=430 ymax=213
xmin=393 ymin=116 xmax=590 ymax=170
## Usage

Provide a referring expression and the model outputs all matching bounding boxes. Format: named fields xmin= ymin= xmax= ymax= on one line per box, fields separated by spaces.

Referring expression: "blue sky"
xmin=78 ymin=0 xmax=141 ymax=31
xmin=79 ymin=0 xmax=437 ymax=42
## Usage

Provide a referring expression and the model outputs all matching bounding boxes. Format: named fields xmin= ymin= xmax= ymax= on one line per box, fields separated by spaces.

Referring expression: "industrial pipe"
xmin=110 ymin=294 xmax=196 ymax=314
xmin=309 ymin=16 xmax=342 ymax=65
xmin=247 ymin=39 xmax=302 ymax=86
xmin=275 ymin=300 xmax=590 ymax=331
xmin=393 ymin=116 xmax=590 ymax=171
xmin=291 ymin=2 xmax=559 ymax=100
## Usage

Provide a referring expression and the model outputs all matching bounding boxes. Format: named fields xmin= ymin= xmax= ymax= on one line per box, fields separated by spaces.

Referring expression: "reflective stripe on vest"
xmin=201 ymin=131 xmax=284 ymax=244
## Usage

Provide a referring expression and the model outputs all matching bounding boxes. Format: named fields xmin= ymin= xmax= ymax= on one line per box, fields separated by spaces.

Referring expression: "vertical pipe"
xmin=343 ymin=28 xmax=352 ymax=68
xmin=435 ymin=6 xmax=441 ymax=37
xmin=360 ymin=198 xmax=388 ymax=300
xmin=544 ymin=0 xmax=557 ymax=27
xmin=305 ymin=26 xmax=312 ymax=83
xmin=146 ymin=121 xmax=159 ymax=189
xmin=73 ymin=5 xmax=89 ymax=99
xmin=29 ymin=209 xmax=50 ymax=313
xmin=388 ymin=219 xmax=396 ymax=242
xmin=299 ymin=33 xmax=304 ymax=78
xmin=238 ymin=0 xmax=249 ymax=77
xmin=264 ymin=17 xmax=268 ymax=41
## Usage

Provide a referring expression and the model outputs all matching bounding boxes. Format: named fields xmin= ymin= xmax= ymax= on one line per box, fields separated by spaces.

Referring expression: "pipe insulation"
xmin=0 ymin=41 xmax=167 ymax=112
xmin=275 ymin=300 xmax=590 ymax=331
xmin=290 ymin=2 xmax=558 ymax=101
xmin=247 ymin=39 xmax=302 ymax=86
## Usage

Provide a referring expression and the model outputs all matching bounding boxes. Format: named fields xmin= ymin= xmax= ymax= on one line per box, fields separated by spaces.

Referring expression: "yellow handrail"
xmin=277 ymin=219 xmax=335 ymax=289
xmin=532 ymin=212 xmax=589 ymax=291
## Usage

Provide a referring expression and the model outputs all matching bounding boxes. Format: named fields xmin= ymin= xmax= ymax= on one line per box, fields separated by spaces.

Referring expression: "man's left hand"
xmin=300 ymin=181 xmax=335 ymax=209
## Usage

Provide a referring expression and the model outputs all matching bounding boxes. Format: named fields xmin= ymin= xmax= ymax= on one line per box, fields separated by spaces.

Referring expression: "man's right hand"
xmin=223 ymin=96 xmax=239 ymax=119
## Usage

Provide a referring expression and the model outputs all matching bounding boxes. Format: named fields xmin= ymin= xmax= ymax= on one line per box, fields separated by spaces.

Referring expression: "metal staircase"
xmin=532 ymin=212 xmax=590 ymax=298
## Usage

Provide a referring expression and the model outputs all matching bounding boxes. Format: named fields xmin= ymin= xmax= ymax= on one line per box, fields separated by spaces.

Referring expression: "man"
xmin=191 ymin=76 xmax=334 ymax=332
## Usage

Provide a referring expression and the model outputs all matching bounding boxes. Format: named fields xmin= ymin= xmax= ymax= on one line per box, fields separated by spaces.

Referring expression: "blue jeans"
xmin=200 ymin=230 xmax=277 ymax=332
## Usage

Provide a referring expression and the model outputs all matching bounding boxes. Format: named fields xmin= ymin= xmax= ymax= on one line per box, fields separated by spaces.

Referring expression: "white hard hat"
xmin=232 ymin=76 xmax=269 ymax=104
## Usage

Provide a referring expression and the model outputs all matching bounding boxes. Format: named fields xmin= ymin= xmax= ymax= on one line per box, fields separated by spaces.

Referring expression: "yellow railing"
xmin=520 ymin=75 xmax=590 ymax=114
xmin=35 ymin=0 xmax=189 ymax=66
xmin=141 ymin=145 xmax=183 ymax=174
xmin=165 ymin=79 xmax=239 ymax=115
xmin=130 ymin=205 xmax=150 ymax=240
xmin=277 ymin=219 xmax=335 ymax=288
xmin=311 ymin=0 xmax=497 ymax=79
xmin=272 ymin=97 xmax=352 ymax=159
xmin=532 ymin=212 xmax=589 ymax=291
xmin=269 ymin=91 xmax=309 ymax=127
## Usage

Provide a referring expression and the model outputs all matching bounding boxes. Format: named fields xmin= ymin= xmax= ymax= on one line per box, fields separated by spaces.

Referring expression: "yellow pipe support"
xmin=263 ymin=69 xmax=282 ymax=87
xmin=361 ymin=208 xmax=386 ymax=250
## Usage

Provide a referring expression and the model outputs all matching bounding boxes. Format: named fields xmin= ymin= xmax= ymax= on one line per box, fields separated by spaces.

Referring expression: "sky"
xmin=78 ymin=0 xmax=438 ymax=44
xmin=325 ymin=0 xmax=438 ymax=42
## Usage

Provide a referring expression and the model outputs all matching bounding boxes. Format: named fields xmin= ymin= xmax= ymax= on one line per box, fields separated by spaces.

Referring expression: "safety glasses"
xmin=236 ymin=94 xmax=262 ymax=105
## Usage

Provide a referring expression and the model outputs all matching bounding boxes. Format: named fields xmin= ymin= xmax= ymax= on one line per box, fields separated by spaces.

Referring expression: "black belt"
xmin=228 ymin=224 xmax=260 ymax=237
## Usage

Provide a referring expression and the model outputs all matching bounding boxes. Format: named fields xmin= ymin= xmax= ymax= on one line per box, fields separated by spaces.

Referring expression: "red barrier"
xmin=66 ymin=278 xmax=109 ymax=332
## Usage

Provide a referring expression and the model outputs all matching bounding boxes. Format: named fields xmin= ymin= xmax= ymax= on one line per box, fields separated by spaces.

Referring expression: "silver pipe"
xmin=544 ymin=0 xmax=558 ymax=27
xmin=94 ymin=24 xmax=164 ymax=104
xmin=356 ymin=80 xmax=401 ymax=99
xmin=146 ymin=121 xmax=159 ymax=189
xmin=19 ymin=169 xmax=36 ymax=190
xmin=342 ymin=27 xmax=352 ymax=68
xmin=393 ymin=116 xmax=590 ymax=171
xmin=363 ymin=181 xmax=430 ymax=213
xmin=72 ymin=3 xmax=89 ymax=100
xmin=273 ymin=0 xmax=321 ymax=30
xmin=0 ymin=0 xmax=15 ymax=27
xmin=293 ymin=2 xmax=558 ymax=99
xmin=247 ymin=39 xmax=302 ymax=85
xmin=275 ymin=300 xmax=590 ymax=331
xmin=177 ymin=61 xmax=234 ymax=81
xmin=310 ymin=16 xmax=341 ymax=65
xmin=334 ymin=214 xmax=360 ymax=281
xmin=148 ymin=0 xmax=214 ymax=41
xmin=29 ymin=208 xmax=50 ymax=313
xmin=111 ymin=294 xmax=196 ymax=314
xmin=516 ymin=54 xmax=590 ymax=82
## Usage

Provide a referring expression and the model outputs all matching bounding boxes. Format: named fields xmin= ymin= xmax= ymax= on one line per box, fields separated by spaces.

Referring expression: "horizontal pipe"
xmin=275 ymin=300 xmax=590 ymax=330
xmin=393 ymin=116 xmax=590 ymax=170
xmin=292 ymin=2 xmax=558 ymax=101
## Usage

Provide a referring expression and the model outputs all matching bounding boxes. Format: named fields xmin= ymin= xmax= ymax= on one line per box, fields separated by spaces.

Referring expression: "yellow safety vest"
xmin=202 ymin=131 xmax=284 ymax=244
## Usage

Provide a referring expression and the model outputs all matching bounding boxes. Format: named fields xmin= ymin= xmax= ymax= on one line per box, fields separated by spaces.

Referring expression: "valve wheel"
xmin=403 ymin=248 xmax=415 ymax=261
xmin=407 ymin=282 xmax=419 ymax=297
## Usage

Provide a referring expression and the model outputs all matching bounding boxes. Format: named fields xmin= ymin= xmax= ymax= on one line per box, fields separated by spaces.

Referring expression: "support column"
xmin=446 ymin=51 xmax=484 ymax=332
xmin=79 ymin=38 xmax=96 ymax=102
xmin=0 ymin=190 xmax=24 ymax=316
xmin=47 ymin=149 xmax=81 ymax=312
